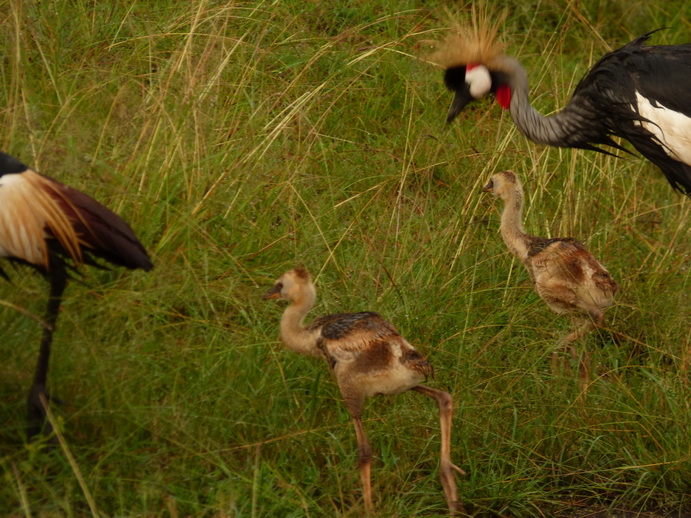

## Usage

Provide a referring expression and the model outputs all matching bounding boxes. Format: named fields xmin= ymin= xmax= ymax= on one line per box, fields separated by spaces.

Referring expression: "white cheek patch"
xmin=634 ymin=91 xmax=691 ymax=165
xmin=466 ymin=65 xmax=492 ymax=98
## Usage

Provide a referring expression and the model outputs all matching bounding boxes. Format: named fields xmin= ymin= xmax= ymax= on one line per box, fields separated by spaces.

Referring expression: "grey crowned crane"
xmin=264 ymin=268 xmax=466 ymax=516
xmin=0 ymin=151 xmax=152 ymax=437
xmin=431 ymin=27 xmax=691 ymax=194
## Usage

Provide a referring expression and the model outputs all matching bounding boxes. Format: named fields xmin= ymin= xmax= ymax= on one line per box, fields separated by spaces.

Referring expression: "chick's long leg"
xmin=413 ymin=386 xmax=468 ymax=516
xmin=558 ymin=311 xmax=605 ymax=394
xmin=351 ymin=415 xmax=373 ymax=514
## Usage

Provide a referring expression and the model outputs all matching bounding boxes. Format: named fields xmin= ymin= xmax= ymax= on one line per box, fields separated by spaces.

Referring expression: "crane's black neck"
xmin=489 ymin=57 xmax=574 ymax=146
xmin=498 ymin=57 xmax=621 ymax=154
xmin=509 ymin=85 xmax=582 ymax=148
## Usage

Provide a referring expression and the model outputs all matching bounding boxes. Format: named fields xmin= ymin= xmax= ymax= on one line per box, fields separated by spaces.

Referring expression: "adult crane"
xmin=0 ymin=151 xmax=153 ymax=437
xmin=431 ymin=27 xmax=691 ymax=194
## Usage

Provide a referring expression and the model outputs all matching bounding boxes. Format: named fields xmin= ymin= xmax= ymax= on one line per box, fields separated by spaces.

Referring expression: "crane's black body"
xmin=441 ymin=31 xmax=691 ymax=194
xmin=0 ymin=151 xmax=152 ymax=437
xmin=568 ymin=33 xmax=691 ymax=193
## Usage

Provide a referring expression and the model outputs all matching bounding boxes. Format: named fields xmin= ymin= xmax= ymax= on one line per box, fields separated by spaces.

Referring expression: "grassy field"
xmin=1 ymin=0 xmax=689 ymax=516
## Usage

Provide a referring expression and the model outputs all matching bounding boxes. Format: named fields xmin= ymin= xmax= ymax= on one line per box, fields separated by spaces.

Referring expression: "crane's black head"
xmin=0 ymin=151 xmax=29 ymax=176
xmin=445 ymin=66 xmax=472 ymax=122
xmin=443 ymin=63 xmax=515 ymax=123
xmin=444 ymin=64 xmax=495 ymax=123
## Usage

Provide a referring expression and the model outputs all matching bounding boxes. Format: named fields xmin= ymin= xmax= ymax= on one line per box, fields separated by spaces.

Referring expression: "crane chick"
xmin=264 ymin=268 xmax=466 ymax=516
xmin=431 ymin=26 xmax=691 ymax=194
xmin=483 ymin=171 xmax=619 ymax=381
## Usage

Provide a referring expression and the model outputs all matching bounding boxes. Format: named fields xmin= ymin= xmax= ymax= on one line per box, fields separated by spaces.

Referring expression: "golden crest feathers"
xmin=424 ymin=8 xmax=507 ymax=69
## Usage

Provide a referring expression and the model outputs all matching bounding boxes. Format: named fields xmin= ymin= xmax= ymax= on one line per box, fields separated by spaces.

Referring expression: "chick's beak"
xmin=263 ymin=283 xmax=282 ymax=300
xmin=482 ymin=180 xmax=494 ymax=193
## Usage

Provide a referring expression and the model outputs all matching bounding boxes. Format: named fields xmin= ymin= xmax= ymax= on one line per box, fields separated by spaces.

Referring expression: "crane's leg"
xmin=561 ymin=320 xmax=595 ymax=346
xmin=351 ymin=415 xmax=373 ymax=514
xmin=575 ymin=311 xmax=605 ymax=396
xmin=552 ymin=318 xmax=595 ymax=377
xmin=27 ymin=265 xmax=67 ymax=438
xmin=553 ymin=311 xmax=605 ymax=398
xmin=413 ymin=386 xmax=468 ymax=517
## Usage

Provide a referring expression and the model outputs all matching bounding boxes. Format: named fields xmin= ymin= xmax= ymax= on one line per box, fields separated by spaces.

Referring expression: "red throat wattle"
xmin=496 ymin=85 xmax=511 ymax=110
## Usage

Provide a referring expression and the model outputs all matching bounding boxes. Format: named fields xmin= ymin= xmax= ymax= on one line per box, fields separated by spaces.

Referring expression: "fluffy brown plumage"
xmin=264 ymin=268 xmax=465 ymax=516
xmin=0 ymin=150 xmax=152 ymax=437
xmin=483 ymin=171 xmax=619 ymax=379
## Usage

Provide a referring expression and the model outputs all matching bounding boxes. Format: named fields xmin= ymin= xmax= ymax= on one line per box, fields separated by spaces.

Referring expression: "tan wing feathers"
xmin=316 ymin=315 xmax=433 ymax=379
xmin=29 ymin=172 xmax=86 ymax=263
xmin=591 ymin=265 xmax=620 ymax=296
xmin=0 ymin=171 xmax=82 ymax=267
xmin=527 ymin=238 xmax=618 ymax=316
xmin=530 ymin=239 xmax=617 ymax=293
xmin=320 ymin=327 xmax=398 ymax=362
xmin=528 ymin=240 xmax=587 ymax=278
xmin=0 ymin=170 xmax=152 ymax=271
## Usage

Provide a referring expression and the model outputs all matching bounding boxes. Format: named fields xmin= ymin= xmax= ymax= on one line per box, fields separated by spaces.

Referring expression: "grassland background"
xmin=0 ymin=0 xmax=689 ymax=516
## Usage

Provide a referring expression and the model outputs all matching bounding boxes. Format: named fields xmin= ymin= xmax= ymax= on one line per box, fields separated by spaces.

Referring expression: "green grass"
xmin=1 ymin=0 xmax=689 ymax=516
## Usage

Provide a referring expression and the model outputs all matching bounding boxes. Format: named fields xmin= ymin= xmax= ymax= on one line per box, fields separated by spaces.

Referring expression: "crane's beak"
xmin=263 ymin=283 xmax=282 ymax=300
xmin=482 ymin=180 xmax=494 ymax=193
xmin=446 ymin=85 xmax=473 ymax=123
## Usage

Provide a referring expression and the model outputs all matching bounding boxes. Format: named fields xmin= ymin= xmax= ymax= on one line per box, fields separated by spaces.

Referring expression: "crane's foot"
xmin=449 ymin=500 xmax=471 ymax=517
xmin=450 ymin=462 xmax=466 ymax=476
xmin=440 ymin=460 xmax=469 ymax=516
xmin=27 ymin=383 xmax=63 ymax=440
